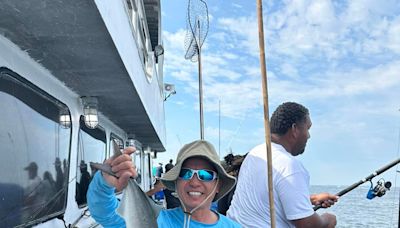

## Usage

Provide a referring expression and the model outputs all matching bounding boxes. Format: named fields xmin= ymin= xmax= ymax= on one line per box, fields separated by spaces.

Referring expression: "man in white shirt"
xmin=227 ymin=102 xmax=337 ymax=228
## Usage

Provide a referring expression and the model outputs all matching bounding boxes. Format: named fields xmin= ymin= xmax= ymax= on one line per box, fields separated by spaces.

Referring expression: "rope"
xmin=177 ymin=178 xmax=219 ymax=228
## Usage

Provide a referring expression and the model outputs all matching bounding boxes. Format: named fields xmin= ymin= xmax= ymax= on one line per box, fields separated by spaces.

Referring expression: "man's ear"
xmin=290 ymin=123 xmax=298 ymax=138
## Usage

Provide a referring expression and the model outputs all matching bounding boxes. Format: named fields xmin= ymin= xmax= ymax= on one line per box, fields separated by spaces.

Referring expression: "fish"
xmin=117 ymin=176 xmax=161 ymax=228
xmin=90 ymin=141 xmax=161 ymax=228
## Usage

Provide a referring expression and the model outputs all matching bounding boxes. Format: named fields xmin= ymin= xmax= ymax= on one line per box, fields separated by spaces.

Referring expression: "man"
xmin=76 ymin=160 xmax=91 ymax=205
xmin=218 ymin=153 xmax=246 ymax=215
xmin=227 ymin=102 xmax=337 ymax=227
xmin=23 ymin=162 xmax=45 ymax=219
xmin=156 ymin=162 xmax=164 ymax=178
xmin=87 ymin=140 xmax=241 ymax=227
xmin=165 ymin=159 xmax=174 ymax=173
xmin=162 ymin=158 xmax=180 ymax=209
xmin=23 ymin=162 xmax=42 ymax=204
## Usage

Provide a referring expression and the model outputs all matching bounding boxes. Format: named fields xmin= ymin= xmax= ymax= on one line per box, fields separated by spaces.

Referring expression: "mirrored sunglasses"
xmin=178 ymin=168 xmax=217 ymax=182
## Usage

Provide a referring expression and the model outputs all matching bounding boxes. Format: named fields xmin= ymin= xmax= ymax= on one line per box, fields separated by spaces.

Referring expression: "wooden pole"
xmin=256 ymin=0 xmax=276 ymax=227
xmin=197 ymin=20 xmax=204 ymax=140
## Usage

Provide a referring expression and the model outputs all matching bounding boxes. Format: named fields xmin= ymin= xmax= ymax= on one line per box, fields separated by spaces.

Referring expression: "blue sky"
xmin=155 ymin=0 xmax=400 ymax=186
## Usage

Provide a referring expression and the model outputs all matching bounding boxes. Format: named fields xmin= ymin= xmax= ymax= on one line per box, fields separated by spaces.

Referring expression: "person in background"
xmin=165 ymin=159 xmax=174 ymax=173
xmin=163 ymin=158 xmax=180 ymax=209
xmin=87 ymin=140 xmax=241 ymax=227
xmin=23 ymin=162 xmax=42 ymax=205
xmin=76 ymin=160 xmax=91 ymax=205
xmin=217 ymin=153 xmax=246 ymax=215
xmin=23 ymin=162 xmax=43 ymax=220
xmin=156 ymin=162 xmax=164 ymax=178
xmin=42 ymin=171 xmax=56 ymax=197
xmin=227 ymin=102 xmax=338 ymax=228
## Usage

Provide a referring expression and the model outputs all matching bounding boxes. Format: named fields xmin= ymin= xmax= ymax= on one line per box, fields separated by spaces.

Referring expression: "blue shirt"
xmin=87 ymin=172 xmax=241 ymax=228
xmin=158 ymin=207 xmax=241 ymax=228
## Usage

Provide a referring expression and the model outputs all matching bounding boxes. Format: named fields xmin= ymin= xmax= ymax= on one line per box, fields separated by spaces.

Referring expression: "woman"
xmin=87 ymin=140 xmax=241 ymax=228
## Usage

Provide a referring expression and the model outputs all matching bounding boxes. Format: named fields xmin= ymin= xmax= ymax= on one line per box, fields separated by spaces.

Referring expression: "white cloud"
xmin=162 ymin=0 xmax=400 ymax=131
xmin=232 ymin=3 xmax=243 ymax=9
xmin=305 ymin=0 xmax=335 ymax=26
xmin=280 ymin=62 xmax=299 ymax=80
xmin=160 ymin=0 xmax=400 ymax=185
xmin=217 ymin=17 xmax=259 ymax=56
xmin=387 ymin=17 xmax=400 ymax=53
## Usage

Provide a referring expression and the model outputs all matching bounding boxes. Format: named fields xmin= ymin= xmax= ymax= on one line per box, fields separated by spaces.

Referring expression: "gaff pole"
xmin=314 ymin=158 xmax=400 ymax=211
xmin=256 ymin=0 xmax=276 ymax=227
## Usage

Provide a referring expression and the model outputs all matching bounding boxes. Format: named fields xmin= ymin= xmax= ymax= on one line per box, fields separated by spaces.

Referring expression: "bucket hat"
xmin=161 ymin=140 xmax=236 ymax=201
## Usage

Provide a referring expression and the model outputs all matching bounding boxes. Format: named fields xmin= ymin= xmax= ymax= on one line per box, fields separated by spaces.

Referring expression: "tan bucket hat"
xmin=161 ymin=140 xmax=236 ymax=201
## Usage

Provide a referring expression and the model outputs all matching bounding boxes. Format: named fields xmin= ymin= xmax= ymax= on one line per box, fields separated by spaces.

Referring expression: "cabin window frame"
xmin=0 ymin=67 xmax=72 ymax=227
xmin=75 ymin=116 xmax=106 ymax=208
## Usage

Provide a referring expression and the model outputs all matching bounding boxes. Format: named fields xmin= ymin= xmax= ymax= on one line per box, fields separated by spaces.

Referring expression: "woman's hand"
xmin=102 ymin=147 xmax=137 ymax=192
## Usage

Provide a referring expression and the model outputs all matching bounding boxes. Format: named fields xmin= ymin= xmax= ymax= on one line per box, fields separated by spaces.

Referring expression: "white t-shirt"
xmin=227 ymin=143 xmax=314 ymax=228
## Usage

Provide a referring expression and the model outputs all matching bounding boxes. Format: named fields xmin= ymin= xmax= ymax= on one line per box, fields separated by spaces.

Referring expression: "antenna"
xmin=184 ymin=0 xmax=209 ymax=140
xmin=219 ymin=99 xmax=221 ymax=157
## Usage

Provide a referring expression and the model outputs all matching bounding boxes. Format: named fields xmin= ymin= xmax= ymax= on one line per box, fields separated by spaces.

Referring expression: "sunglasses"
xmin=178 ymin=168 xmax=218 ymax=182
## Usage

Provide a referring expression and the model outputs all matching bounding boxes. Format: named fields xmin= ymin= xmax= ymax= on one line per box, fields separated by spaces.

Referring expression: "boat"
xmin=0 ymin=0 xmax=166 ymax=227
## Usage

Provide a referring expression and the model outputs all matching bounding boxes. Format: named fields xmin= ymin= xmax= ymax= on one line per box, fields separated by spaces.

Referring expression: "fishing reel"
xmin=366 ymin=179 xmax=392 ymax=200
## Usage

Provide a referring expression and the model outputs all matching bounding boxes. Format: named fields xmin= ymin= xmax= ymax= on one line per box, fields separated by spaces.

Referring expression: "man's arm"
xmin=292 ymin=212 xmax=336 ymax=228
xmin=146 ymin=180 xmax=164 ymax=196
xmin=276 ymin=169 xmax=337 ymax=228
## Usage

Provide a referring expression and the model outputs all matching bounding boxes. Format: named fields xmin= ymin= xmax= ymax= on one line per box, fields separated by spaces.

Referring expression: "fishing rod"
xmin=314 ymin=157 xmax=400 ymax=211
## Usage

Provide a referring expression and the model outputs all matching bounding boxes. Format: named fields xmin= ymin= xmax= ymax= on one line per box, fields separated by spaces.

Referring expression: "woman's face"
xmin=176 ymin=157 xmax=219 ymax=212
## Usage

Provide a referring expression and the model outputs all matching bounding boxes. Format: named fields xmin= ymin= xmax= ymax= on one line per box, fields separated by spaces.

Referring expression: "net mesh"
xmin=184 ymin=0 xmax=209 ymax=62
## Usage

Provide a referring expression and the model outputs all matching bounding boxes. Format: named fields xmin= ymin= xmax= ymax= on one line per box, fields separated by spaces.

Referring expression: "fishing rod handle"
xmin=313 ymin=204 xmax=322 ymax=211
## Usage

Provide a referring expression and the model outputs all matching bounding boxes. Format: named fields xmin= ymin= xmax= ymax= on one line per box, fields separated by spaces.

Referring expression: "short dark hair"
xmin=270 ymin=102 xmax=309 ymax=135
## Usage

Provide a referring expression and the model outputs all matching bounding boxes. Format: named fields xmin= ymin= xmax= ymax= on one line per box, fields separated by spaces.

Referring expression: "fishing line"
xmin=225 ymin=113 xmax=247 ymax=156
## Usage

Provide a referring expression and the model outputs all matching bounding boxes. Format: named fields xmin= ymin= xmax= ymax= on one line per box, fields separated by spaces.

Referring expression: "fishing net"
xmin=184 ymin=0 xmax=209 ymax=62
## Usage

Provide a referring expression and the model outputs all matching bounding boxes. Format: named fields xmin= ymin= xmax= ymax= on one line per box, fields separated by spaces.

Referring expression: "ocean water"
xmin=311 ymin=185 xmax=400 ymax=228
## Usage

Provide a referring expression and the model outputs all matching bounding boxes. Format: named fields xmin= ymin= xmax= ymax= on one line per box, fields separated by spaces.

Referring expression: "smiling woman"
xmin=176 ymin=158 xmax=219 ymax=214
xmin=86 ymin=140 xmax=242 ymax=228
xmin=158 ymin=140 xmax=239 ymax=227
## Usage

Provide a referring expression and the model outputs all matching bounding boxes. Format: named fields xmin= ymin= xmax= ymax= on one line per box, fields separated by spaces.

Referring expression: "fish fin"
xmin=89 ymin=162 xmax=118 ymax=178
xmin=88 ymin=140 xmax=123 ymax=178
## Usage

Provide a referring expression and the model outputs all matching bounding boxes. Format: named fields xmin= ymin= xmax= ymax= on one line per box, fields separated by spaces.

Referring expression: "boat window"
xmin=135 ymin=148 xmax=142 ymax=185
xmin=144 ymin=152 xmax=152 ymax=191
xmin=0 ymin=68 xmax=71 ymax=227
xmin=76 ymin=116 xmax=106 ymax=207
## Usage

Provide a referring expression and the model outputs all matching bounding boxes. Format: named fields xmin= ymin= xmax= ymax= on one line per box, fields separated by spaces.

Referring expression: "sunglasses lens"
xmin=178 ymin=168 xmax=216 ymax=182
xmin=179 ymin=168 xmax=193 ymax=180
xmin=198 ymin=170 xmax=215 ymax=181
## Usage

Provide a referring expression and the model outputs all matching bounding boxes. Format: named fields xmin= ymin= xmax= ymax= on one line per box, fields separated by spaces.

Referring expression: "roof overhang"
xmin=0 ymin=0 xmax=165 ymax=151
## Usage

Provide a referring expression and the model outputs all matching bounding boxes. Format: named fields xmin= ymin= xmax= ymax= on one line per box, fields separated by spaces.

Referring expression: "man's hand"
xmin=311 ymin=193 xmax=339 ymax=208
xmin=102 ymin=147 xmax=137 ymax=192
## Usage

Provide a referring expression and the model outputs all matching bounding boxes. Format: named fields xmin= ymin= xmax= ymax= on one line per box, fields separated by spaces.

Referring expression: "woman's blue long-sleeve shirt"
xmin=87 ymin=172 xmax=241 ymax=228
